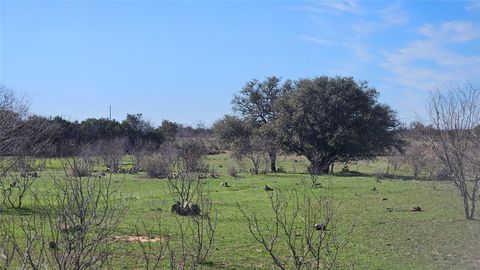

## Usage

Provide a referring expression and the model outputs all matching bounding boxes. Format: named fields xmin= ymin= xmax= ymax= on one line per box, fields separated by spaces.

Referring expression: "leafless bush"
xmin=209 ymin=165 xmax=219 ymax=178
xmin=121 ymin=218 xmax=172 ymax=270
xmin=97 ymin=138 xmax=127 ymax=172
xmin=228 ymin=166 xmax=239 ymax=178
xmin=140 ymin=144 xmax=177 ymax=179
xmin=384 ymin=149 xmax=404 ymax=175
xmin=0 ymin=164 xmax=127 ymax=270
xmin=172 ymin=189 xmax=217 ymax=267
xmin=239 ymin=188 xmax=355 ymax=270
xmin=163 ymin=141 xmax=218 ymax=266
xmin=0 ymin=214 xmax=48 ymax=270
xmin=167 ymin=141 xmax=210 ymax=215
xmin=403 ymin=141 xmax=432 ymax=178
xmin=0 ymin=87 xmax=54 ymax=210
xmin=177 ymin=140 xmax=208 ymax=174
xmin=0 ymin=86 xmax=28 ymax=158
xmin=422 ymin=83 xmax=480 ymax=220
xmin=67 ymin=157 xmax=96 ymax=177
xmin=43 ymin=169 xmax=127 ymax=270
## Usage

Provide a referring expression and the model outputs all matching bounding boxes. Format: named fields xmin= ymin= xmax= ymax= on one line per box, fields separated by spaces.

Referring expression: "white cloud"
xmin=382 ymin=40 xmax=480 ymax=90
xmin=300 ymin=35 xmax=333 ymax=46
xmin=466 ymin=0 xmax=480 ymax=11
xmin=301 ymin=35 xmax=372 ymax=62
xmin=418 ymin=21 xmax=480 ymax=43
xmin=382 ymin=20 xmax=480 ymax=90
xmin=379 ymin=3 xmax=408 ymax=25
xmin=342 ymin=42 xmax=372 ymax=61
xmin=352 ymin=20 xmax=376 ymax=36
xmin=319 ymin=0 xmax=363 ymax=14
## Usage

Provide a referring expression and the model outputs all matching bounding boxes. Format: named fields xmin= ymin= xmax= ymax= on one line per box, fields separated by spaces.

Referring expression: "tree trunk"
xmin=467 ymin=195 xmax=476 ymax=220
xmin=269 ymin=152 xmax=277 ymax=173
xmin=308 ymin=156 xmax=333 ymax=175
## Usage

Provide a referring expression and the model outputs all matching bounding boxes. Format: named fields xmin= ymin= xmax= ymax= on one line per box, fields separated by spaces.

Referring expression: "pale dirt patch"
xmin=113 ymin=235 xmax=170 ymax=243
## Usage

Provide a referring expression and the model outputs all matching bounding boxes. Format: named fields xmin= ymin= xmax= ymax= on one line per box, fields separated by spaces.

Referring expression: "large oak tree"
xmin=275 ymin=76 xmax=402 ymax=174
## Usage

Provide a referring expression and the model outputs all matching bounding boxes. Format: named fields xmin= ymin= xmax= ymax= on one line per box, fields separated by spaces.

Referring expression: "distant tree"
xmin=276 ymin=76 xmax=402 ymax=174
xmin=122 ymin=114 xmax=164 ymax=150
xmin=78 ymin=118 xmax=123 ymax=142
xmin=159 ymin=120 xmax=179 ymax=142
xmin=49 ymin=116 xmax=81 ymax=156
xmin=232 ymin=76 xmax=293 ymax=172
xmin=213 ymin=115 xmax=269 ymax=174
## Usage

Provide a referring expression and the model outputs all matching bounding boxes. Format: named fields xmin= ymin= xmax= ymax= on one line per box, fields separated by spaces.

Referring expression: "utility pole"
xmin=109 ymin=105 xmax=112 ymax=120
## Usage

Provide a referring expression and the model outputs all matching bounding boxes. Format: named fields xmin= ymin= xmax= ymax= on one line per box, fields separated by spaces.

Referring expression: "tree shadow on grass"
xmin=333 ymin=171 xmax=440 ymax=182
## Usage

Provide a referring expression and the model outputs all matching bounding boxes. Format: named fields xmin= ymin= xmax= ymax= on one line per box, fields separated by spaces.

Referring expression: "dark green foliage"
xmin=229 ymin=76 xmax=293 ymax=172
xmin=275 ymin=76 xmax=402 ymax=173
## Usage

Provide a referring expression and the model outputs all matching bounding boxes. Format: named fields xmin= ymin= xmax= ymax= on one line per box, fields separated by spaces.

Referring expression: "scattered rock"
xmin=264 ymin=185 xmax=274 ymax=191
xmin=314 ymin=223 xmax=327 ymax=231
xmin=220 ymin=182 xmax=230 ymax=187
xmin=386 ymin=208 xmax=393 ymax=212
xmin=382 ymin=198 xmax=388 ymax=201
xmin=48 ymin=240 xmax=57 ymax=249
xmin=411 ymin=206 xmax=422 ymax=212
xmin=171 ymin=201 xmax=201 ymax=216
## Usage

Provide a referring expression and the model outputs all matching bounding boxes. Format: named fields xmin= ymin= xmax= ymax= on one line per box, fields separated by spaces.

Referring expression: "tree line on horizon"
xmin=1 ymin=77 xmax=479 ymax=220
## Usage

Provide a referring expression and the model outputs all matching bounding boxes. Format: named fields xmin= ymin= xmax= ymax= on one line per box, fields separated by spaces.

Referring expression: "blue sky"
xmin=1 ymin=0 xmax=479 ymax=126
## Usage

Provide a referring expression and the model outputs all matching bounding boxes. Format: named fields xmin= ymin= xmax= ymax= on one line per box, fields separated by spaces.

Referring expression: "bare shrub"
xmin=0 ymin=156 xmax=44 ymax=209
xmin=177 ymin=140 xmax=208 ymax=174
xmin=141 ymin=144 xmax=177 ymax=179
xmin=164 ymin=141 xmax=218 ymax=266
xmin=142 ymin=154 xmax=171 ymax=179
xmin=384 ymin=148 xmax=404 ymax=175
xmin=422 ymin=83 xmax=480 ymax=219
xmin=0 ymin=162 xmax=127 ymax=270
xmin=97 ymin=138 xmax=127 ymax=172
xmin=239 ymin=188 xmax=355 ymax=270
xmin=0 ymin=87 xmax=53 ymax=210
xmin=67 ymin=157 xmax=96 ymax=177
xmin=403 ymin=141 xmax=433 ymax=178
xmin=422 ymin=84 xmax=480 ymax=219
xmin=167 ymin=141 xmax=209 ymax=215
xmin=172 ymin=190 xmax=217 ymax=267
xmin=209 ymin=165 xmax=219 ymax=178
xmin=43 ymin=170 xmax=127 ymax=270
xmin=228 ymin=166 xmax=238 ymax=178
xmin=122 ymin=218 xmax=172 ymax=270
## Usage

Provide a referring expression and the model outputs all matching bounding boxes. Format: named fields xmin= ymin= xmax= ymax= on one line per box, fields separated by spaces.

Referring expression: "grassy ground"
xmin=3 ymin=154 xmax=480 ymax=269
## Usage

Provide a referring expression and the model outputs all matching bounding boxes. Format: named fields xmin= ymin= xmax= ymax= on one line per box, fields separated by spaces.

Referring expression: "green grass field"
xmin=2 ymin=154 xmax=480 ymax=269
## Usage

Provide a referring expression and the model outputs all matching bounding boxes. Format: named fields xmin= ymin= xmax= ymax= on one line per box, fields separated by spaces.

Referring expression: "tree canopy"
xmin=275 ymin=76 xmax=402 ymax=173
xmin=230 ymin=76 xmax=292 ymax=172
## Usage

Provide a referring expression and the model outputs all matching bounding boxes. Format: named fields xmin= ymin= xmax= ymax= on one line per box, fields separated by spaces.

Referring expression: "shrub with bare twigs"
xmin=239 ymin=187 xmax=356 ymax=270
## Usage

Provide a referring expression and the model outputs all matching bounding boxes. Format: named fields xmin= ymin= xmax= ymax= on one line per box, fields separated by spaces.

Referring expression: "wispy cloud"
xmin=301 ymin=35 xmax=372 ymax=62
xmin=342 ymin=42 xmax=372 ymax=61
xmin=382 ymin=22 xmax=480 ymax=91
xmin=466 ymin=0 xmax=480 ymax=11
xmin=300 ymin=35 xmax=333 ymax=46
xmin=418 ymin=21 xmax=480 ymax=43
xmin=379 ymin=2 xmax=408 ymax=25
xmin=352 ymin=20 xmax=376 ymax=36
xmin=318 ymin=0 xmax=363 ymax=14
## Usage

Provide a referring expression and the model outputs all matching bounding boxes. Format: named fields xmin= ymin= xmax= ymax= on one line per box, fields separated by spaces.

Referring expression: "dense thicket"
xmin=0 ymin=87 xmax=210 ymax=157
